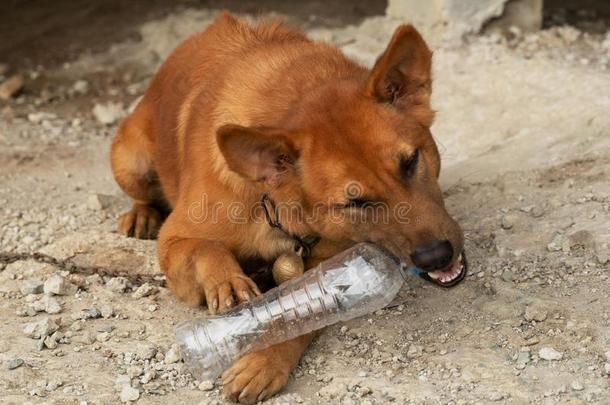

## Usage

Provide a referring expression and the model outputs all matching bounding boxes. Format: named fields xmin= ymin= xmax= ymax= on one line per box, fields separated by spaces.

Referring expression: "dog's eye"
xmin=400 ymin=149 xmax=419 ymax=178
xmin=337 ymin=198 xmax=378 ymax=209
xmin=335 ymin=198 xmax=378 ymax=209
xmin=347 ymin=198 xmax=372 ymax=208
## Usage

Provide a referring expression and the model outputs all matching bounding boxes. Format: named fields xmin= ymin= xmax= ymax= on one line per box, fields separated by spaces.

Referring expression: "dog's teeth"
xmin=428 ymin=272 xmax=441 ymax=280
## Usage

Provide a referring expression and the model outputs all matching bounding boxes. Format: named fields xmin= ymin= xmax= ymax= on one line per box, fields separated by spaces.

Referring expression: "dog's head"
xmin=218 ymin=25 xmax=466 ymax=287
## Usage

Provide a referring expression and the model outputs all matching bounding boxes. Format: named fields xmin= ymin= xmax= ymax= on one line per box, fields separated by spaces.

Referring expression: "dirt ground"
xmin=0 ymin=2 xmax=609 ymax=404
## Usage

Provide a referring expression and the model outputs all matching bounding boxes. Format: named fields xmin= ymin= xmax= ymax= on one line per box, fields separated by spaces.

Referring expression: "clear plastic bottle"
xmin=175 ymin=243 xmax=404 ymax=381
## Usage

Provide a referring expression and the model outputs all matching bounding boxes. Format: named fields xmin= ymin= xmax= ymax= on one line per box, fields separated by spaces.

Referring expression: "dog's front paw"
xmin=222 ymin=348 xmax=291 ymax=404
xmin=203 ymin=273 xmax=261 ymax=314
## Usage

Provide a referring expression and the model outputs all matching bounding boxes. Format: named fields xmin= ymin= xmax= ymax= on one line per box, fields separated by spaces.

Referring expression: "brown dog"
xmin=111 ymin=12 xmax=466 ymax=403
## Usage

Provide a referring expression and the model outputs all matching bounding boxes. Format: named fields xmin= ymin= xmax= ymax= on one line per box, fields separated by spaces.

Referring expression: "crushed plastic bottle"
xmin=175 ymin=243 xmax=404 ymax=381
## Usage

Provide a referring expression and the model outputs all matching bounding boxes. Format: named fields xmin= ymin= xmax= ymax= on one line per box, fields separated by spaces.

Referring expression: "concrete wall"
xmin=386 ymin=0 xmax=543 ymax=45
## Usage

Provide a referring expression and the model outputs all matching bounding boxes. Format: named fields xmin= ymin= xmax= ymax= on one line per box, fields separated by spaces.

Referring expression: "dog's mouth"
xmin=418 ymin=253 xmax=467 ymax=288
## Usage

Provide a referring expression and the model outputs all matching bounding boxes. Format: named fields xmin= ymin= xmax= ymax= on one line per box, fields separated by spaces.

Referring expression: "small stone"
xmin=571 ymin=381 xmax=584 ymax=391
xmin=73 ymin=332 xmax=96 ymax=345
xmin=44 ymin=297 xmax=62 ymax=314
xmin=70 ymin=321 xmax=84 ymax=332
xmin=140 ymin=371 xmax=156 ymax=384
xmin=164 ymin=344 xmax=182 ymax=364
xmin=539 ymin=347 xmax=563 ymax=361
xmin=86 ymin=308 xmax=102 ymax=319
xmin=516 ymin=351 xmax=531 ymax=364
xmin=524 ymin=305 xmax=548 ymax=322
xmin=68 ymin=274 xmax=87 ymax=288
xmin=120 ymin=385 xmax=140 ymax=402
xmin=87 ymin=193 xmax=114 ymax=210
xmin=547 ymin=235 xmax=563 ymax=252
xmin=7 ymin=358 xmax=24 ymax=370
xmin=97 ymin=325 xmax=115 ymax=333
xmin=96 ymin=332 xmax=111 ymax=342
xmin=127 ymin=366 xmax=144 ymax=379
xmin=27 ymin=111 xmax=56 ymax=123
xmin=557 ymin=26 xmax=581 ymax=44
xmin=136 ymin=343 xmax=157 ymax=360
xmin=406 ymin=345 xmax=423 ymax=358
xmin=23 ymin=318 xmax=59 ymax=339
xmin=100 ymin=305 xmax=115 ymax=319
xmin=106 ymin=277 xmax=129 ymax=293
xmin=198 ymin=381 xmax=214 ymax=391
xmin=596 ymin=251 xmax=609 ymax=265
xmin=501 ymin=270 xmax=515 ymax=282
xmin=0 ymin=74 xmax=24 ymax=100
xmin=44 ymin=275 xmax=75 ymax=296
xmin=86 ymin=274 xmax=104 ymax=286
xmin=489 ymin=392 xmax=506 ymax=401
xmin=20 ymin=280 xmax=44 ymax=295
xmin=501 ymin=214 xmax=516 ymax=230
xmin=132 ymin=283 xmax=157 ymax=299
xmin=72 ymin=80 xmax=89 ymax=94
xmin=603 ymin=363 xmax=610 ymax=375
xmin=44 ymin=335 xmax=58 ymax=349
xmin=115 ymin=375 xmax=131 ymax=391
xmin=92 ymin=101 xmax=124 ymax=125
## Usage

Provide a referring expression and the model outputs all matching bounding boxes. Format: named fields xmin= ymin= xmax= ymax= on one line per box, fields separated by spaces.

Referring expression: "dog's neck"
xmin=260 ymin=193 xmax=320 ymax=259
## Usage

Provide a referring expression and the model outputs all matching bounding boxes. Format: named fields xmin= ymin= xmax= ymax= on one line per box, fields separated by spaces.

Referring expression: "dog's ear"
xmin=217 ymin=124 xmax=299 ymax=188
xmin=365 ymin=24 xmax=432 ymax=110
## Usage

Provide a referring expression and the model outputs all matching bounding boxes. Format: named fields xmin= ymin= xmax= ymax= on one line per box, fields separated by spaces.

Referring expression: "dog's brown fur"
xmin=111 ymin=13 xmax=463 ymax=403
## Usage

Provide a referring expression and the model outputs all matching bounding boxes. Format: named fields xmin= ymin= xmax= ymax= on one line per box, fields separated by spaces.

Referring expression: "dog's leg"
xmin=158 ymin=226 xmax=261 ymax=311
xmin=222 ymin=333 xmax=315 ymax=404
xmin=221 ymin=247 xmax=344 ymax=404
xmin=111 ymin=110 xmax=165 ymax=239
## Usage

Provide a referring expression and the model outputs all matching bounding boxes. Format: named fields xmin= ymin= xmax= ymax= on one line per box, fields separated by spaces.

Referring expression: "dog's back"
xmin=125 ymin=13 xmax=363 ymax=207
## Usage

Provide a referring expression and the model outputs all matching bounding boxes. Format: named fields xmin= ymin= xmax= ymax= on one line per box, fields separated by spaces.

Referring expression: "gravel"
xmin=539 ymin=347 xmax=564 ymax=361
xmin=0 ymin=4 xmax=609 ymax=404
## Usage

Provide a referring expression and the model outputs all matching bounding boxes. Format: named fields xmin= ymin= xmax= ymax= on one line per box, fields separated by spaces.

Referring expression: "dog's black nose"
xmin=410 ymin=240 xmax=454 ymax=272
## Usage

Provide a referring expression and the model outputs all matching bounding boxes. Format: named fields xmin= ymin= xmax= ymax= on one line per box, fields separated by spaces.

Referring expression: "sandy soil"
xmin=0 ymin=2 xmax=609 ymax=404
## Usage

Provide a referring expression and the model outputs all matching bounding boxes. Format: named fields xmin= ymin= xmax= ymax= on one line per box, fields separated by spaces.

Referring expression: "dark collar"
xmin=260 ymin=194 xmax=320 ymax=259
